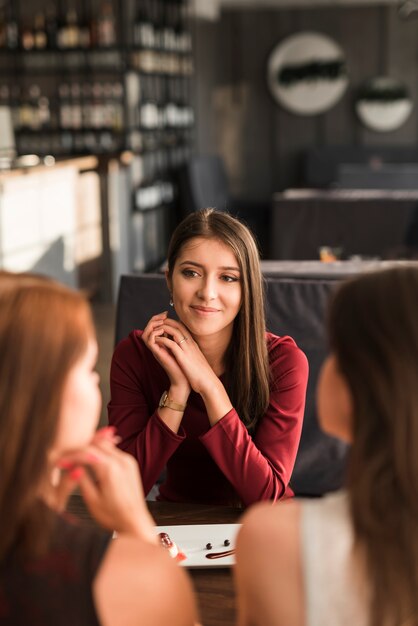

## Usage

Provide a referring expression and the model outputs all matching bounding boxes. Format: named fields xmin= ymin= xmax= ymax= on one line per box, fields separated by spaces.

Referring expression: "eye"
xmin=181 ymin=268 xmax=199 ymax=278
xmin=220 ymin=274 xmax=239 ymax=283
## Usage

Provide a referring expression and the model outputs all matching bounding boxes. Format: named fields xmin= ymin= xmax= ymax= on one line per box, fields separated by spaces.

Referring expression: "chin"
xmin=190 ymin=322 xmax=223 ymax=337
xmin=320 ymin=422 xmax=351 ymax=444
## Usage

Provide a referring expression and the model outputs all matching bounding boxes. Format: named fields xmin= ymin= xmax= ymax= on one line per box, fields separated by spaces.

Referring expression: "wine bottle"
xmin=58 ymin=6 xmax=80 ymax=49
xmin=97 ymin=1 xmax=116 ymax=47
xmin=79 ymin=13 xmax=91 ymax=49
xmin=45 ymin=4 xmax=57 ymax=49
xmin=5 ymin=3 xmax=19 ymax=50
xmin=21 ymin=21 xmax=34 ymax=51
xmin=34 ymin=13 xmax=47 ymax=50
xmin=0 ymin=9 xmax=6 ymax=49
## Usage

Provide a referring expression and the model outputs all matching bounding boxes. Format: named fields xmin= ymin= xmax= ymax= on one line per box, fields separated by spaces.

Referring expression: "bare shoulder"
xmin=238 ymin=499 xmax=301 ymax=548
xmin=235 ymin=501 xmax=304 ymax=626
xmin=94 ymin=535 xmax=198 ymax=626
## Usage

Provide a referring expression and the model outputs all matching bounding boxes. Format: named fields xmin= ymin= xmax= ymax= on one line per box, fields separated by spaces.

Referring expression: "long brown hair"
xmin=328 ymin=266 xmax=418 ymax=626
xmin=0 ymin=273 xmax=94 ymax=559
xmin=167 ymin=208 xmax=269 ymax=431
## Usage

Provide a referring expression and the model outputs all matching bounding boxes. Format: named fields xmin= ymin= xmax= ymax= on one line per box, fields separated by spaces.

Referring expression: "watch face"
xmin=159 ymin=391 xmax=168 ymax=407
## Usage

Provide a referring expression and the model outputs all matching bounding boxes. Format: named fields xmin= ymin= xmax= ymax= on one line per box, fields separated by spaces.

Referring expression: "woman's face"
xmin=168 ymin=237 xmax=242 ymax=343
xmin=53 ymin=338 xmax=101 ymax=456
xmin=317 ymin=354 xmax=353 ymax=443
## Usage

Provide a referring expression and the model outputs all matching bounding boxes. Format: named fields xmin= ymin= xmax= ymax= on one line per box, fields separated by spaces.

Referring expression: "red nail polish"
xmin=96 ymin=426 xmax=116 ymax=438
xmin=69 ymin=467 xmax=84 ymax=481
xmin=56 ymin=460 xmax=74 ymax=470
xmin=86 ymin=453 xmax=101 ymax=462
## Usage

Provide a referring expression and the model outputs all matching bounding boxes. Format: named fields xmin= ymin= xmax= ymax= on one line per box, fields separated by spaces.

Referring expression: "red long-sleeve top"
xmin=108 ymin=331 xmax=308 ymax=507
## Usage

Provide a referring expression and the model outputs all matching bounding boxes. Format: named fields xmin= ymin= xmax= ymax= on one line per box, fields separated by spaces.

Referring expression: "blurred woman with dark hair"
xmin=235 ymin=265 xmax=418 ymax=626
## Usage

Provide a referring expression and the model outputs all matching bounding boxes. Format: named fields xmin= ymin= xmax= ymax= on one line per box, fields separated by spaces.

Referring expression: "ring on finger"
xmin=178 ymin=336 xmax=188 ymax=345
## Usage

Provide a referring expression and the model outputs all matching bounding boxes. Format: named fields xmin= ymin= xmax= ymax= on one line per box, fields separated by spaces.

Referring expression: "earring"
xmin=169 ymin=298 xmax=174 ymax=307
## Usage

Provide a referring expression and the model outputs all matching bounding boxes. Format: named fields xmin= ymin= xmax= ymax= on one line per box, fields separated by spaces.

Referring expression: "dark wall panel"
xmin=193 ymin=5 xmax=418 ymax=195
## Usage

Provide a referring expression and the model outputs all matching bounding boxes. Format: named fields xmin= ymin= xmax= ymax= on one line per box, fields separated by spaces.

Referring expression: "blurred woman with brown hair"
xmin=109 ymin=208 xmax=308 ymax=506
xmin=0 ymin=273 xmax=197 ymax=626
xmin=235 ymin=265 xmax=418 ymax=626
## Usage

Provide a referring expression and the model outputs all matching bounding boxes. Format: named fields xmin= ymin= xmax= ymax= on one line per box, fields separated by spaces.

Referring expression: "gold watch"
xmin=159 ymin=390 xmax=187 ymax=412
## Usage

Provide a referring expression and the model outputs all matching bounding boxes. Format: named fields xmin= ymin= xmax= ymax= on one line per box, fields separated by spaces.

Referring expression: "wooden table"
xmin=68 ymin=495 xmax=242 ymax=626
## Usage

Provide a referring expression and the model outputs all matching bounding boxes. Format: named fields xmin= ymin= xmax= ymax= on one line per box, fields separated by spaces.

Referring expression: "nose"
xmin=197 ymin=276 xmax=217 ymax=301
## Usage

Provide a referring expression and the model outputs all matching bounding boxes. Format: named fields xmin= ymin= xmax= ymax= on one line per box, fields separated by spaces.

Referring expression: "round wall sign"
xmin=267 ymin=31 xmax=348 ymax=116
xmin=355 ymin=76 xmax=413 ymax=132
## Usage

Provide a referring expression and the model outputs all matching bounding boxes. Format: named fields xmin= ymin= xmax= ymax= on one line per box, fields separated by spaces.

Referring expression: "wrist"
xmin=168 ymin=385 xmax=190 ymax=406
xmin=200 ymin=381 xmax=233 ymax=427
xmin=123 ymin=519 xmax=157 ymax=544
xmin=198 ymin=376 xmax=223 ymax=400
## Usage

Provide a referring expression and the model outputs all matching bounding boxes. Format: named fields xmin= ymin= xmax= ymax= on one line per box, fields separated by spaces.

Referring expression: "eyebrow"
xmin=179 ymin=260 xmax=240 ymax=272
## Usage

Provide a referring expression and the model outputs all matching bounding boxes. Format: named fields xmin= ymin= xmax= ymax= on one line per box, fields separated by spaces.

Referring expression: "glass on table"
xmin=318 ymin=246 xmax=343 ymax=262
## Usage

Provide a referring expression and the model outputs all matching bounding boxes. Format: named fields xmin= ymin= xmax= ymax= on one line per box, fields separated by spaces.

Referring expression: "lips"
xmin=191 ymin=305 xmax=220 ymax=313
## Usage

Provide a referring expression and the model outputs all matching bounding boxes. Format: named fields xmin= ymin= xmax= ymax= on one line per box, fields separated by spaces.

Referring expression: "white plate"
xmin=155 ymin=523 xmax=241 ymax=568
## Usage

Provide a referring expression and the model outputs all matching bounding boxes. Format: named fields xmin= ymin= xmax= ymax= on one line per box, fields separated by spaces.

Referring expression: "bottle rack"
xmin=0 ymin=0 xmax=195 ymax=271
xmin=0 ymin=0 xmax=194 ymax=157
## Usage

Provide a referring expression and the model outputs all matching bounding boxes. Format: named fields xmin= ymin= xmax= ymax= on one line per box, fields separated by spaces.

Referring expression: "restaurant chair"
xmin=178 ymin=154 xmax=270 ymax=257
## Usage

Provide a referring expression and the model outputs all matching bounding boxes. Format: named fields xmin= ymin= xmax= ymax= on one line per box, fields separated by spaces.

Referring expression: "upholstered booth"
xmin=266 ymin=146 xmax=418 ymax=261
xmin=270 ymin=190 xmax=418 ymax=260
xmin=303 ymin=145 xmax=418 ymax=189
xmin=114 ymin=269 xmax=349 ymax=497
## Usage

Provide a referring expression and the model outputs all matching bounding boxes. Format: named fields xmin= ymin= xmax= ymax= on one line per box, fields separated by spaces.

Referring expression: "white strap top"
xmin=300 ymin=490 xmax=369 ymax=626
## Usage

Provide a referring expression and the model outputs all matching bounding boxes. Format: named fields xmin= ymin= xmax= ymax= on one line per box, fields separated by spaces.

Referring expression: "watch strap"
xmin=159 ymin=391 xmax=187 ymax=412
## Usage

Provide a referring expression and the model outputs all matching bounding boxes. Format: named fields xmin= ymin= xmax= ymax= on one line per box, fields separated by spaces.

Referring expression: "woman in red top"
xmin=109 ymin=208 xmax=309 ymax=506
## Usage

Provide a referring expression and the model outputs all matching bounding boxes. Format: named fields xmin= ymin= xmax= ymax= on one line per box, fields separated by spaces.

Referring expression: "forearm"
xmin=110 ymin=411 xmax=184 ymax=495
xmin=199 ymin=379 xmax=233 ymax=428
xmin=201 ymin=411 xmax=288 ymax=505
xmin=157 ymin=384 xmax=190 ymax=433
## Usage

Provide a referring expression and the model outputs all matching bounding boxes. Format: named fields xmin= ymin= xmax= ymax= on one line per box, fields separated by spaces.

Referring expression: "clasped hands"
xmin=141 ymin=311 xmax=219 ymax=398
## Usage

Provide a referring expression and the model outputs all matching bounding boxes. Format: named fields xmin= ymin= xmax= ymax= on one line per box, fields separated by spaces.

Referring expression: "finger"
xmin=55 ymin=449 xmax=105 ymax=472
xmin=159 ymin=325 xmax=191 ymax=346
xmin=51 ymin=469 xmax=78 ymax=512
xmin=149 ymin=326 xmax=179 ymax=351
xmin=152 ymin=311 xmax=168 ymax=320
xmin=154 ymin=337 xmax=181 ymax=357
xmin=161 ymin=318 xmax=189 ymax=334
xmin=149 ymin=325 xmax=166 ymax=342
xmin=142 ymin=312 xmax=168 ymax=340
xmin=146 ymin=312 xmax=169 ymax=330
xmin=91 ymin=437 xmax=120 ymax=454
xmin=142 ymin=324 xmax=162 ymax=344
xmin=160 ymin=326 xmax=192 ymax=347
xmin=92 ymin=426 xmax=116 ymax=443
xmin=144 ymin=321 xmax=168 ymax=345
xmin=93 ymin=434 xmax=120 ymax=448
xmin=155 ymin=335 xmax=187 ymax=353
xmin=77 ymin=470 xmax=107 ymax=521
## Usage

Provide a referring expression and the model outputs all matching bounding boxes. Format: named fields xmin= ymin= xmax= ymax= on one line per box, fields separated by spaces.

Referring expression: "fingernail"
xmin=69 ymin=467 xmax=84 ymax=481
xmin=86 ymin=453 xmax=101 ymax=462
xmin=56 ymin=460 xmax=75 ymax=470
xmin=96 ymin=426 xmax=116 ymax=438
